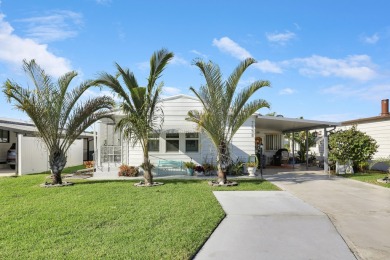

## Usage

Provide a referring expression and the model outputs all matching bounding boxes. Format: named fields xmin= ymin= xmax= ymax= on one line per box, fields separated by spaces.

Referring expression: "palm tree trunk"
xmin=143 ymin=155 xmax=153 ymax=185
xmin=217 ymin=151 xmax=227 ymax=184
xmin=49 ymin=150 xmax=67 ymax=185
xmin=217 ymin=164 xmax=227 ymax=184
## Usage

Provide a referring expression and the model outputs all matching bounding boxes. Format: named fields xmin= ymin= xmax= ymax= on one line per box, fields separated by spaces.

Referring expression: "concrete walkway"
xmin=195 ymin=191 xmax=355 ymax=260
xmin=266 ymin=171 xmax=390 ymax=260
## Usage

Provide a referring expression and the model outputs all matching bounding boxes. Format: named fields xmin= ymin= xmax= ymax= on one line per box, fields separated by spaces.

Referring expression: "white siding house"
xmin=97 ymin=95 xmax=339 ymax=174
xmin=98 ymin=95 xmax=255 ymax=171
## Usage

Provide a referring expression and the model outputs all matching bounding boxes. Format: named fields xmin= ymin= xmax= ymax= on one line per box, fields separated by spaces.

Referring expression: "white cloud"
xmin=96 ymin=0 xmax=112 ymax=5
xmin=0 ymin=13 xmax=72 ymax=77
xmin=17 ymin=10 xmax=82 ymax=43
xmin=163 ymin=87 xmax=181 ymax=96
xmin=279 ymin=88 xmax=295 ymax=95
xmin=212 ymin=37 xmax=282 ymax=74
xmin=289 ymin=55 xmax=377 ymax=81
xmin=363 ymin=33 xmax=379 ymax=44
xmin=253 ymin=60 xmax=283 ymax=73
xmin=136 ymin=61 xmax=149 ymax=71
xmin=266 ymin=31 xmax=296 ymax=44
xmin=190 ymin=50 xmax=208 ymax=59
xmin=212 ymin=37 xmax=252 ymax=60
xmin=170 ymin=55 xmax=188 ymax=66
xmin=83 ymin=89 xmax=121 ymax=103
xmin=321 ymin=83 xmax=390 ymax=101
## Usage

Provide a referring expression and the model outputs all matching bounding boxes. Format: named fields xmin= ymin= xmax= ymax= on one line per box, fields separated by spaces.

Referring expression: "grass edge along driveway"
xmin=341 ymin=171 xmax=390 ymax=188
xmin=0 ymin=170 xmax=279 ymax=259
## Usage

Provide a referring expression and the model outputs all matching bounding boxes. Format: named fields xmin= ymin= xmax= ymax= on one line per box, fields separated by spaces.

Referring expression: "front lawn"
xmin=0 ymin=171 xmax=279 ymax=259
xmin=342 ymin=171 xmax=390 ymax=188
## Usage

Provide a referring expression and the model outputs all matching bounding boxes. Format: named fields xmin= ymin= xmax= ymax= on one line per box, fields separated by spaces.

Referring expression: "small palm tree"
xmin=2 ymin=60 xmax=115 ymax=185
xmin=186 ymin=58 xmax=270 ymax=184
xmin=94 ymin=49 xmax=174 ymax=186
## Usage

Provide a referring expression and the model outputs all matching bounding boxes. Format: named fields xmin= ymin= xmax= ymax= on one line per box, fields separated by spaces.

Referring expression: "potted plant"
xmin=194 ymin=165 xmax=205 ymax=176
xmin=184 ymin=161 xmax=196 ymax=176
xmin=247 ymin=156 xmax=258 ymax=177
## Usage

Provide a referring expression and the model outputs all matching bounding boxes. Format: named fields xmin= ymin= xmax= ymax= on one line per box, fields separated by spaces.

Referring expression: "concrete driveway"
xmin=266 ymin=170 xmax=390 ymax=260
xmin=195 ymin=191 xmax=355 ymax=260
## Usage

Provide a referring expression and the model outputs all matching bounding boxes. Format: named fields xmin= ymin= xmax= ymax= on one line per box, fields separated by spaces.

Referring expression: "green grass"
xmin=0 ymin=170 xmax=279 ymax=259
xmin=342 ymin=171 xmax=390 ymax=188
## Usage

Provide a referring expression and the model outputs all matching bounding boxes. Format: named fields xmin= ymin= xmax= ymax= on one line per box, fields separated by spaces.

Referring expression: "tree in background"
xmin=286 ymin=131 xmax=317 ymax=162
xmin=187 ymin=58 xmax=270 ymax=184
xmin=329 ymin=125 xmax=378 ymax=171
xmin=94 ymin=49 xmax=173 ymax=186
xmin=2 ymin=60 xmax=115 ymax=185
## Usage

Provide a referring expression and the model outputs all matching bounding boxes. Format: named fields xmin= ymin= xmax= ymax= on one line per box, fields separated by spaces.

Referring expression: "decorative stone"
xmin=377 ymin=177 xmax=390 ymax=183
xmin=40 ymin=182 xmax=74 ymax=188
xmin=208 ymin=180 xmax=238 ymax=187
xmin=134 ymin=181 xmax=164 ymax=187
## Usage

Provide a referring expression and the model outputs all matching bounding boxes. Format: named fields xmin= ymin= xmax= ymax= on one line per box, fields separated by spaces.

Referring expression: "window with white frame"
xmin=0 ymin=129 xmax=9 ymax=143
xmin=185 ymin=133 xmax=199 ymax=152
xmin=265 ymin=134 xmax=281 ymax=151
xmin=166 ymin=133 xmax=179 ymax=152
xmin=148 ymin=132 xmax=159 ymax=152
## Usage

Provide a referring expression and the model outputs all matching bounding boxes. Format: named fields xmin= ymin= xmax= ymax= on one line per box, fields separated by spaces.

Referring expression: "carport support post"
xmin=16 ymin=133 xmax=22 ymax=176
xmin=305 ymin=130 xmax=309 ymax=169
xmin=324 ymin=128 xmax=329 ymax=175
xmin=292 ymin=132 xmax=295 ymax=169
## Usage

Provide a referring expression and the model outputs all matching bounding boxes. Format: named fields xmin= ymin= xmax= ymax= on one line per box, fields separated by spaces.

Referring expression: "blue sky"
xmin=1 ymin=0 xmax=390 ymax=122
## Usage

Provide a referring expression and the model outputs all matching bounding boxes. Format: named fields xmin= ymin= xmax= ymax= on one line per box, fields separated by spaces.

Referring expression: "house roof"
xmin=341 ymin=115 xmax=390 ymax=125
xmin=256 ymin=115 xmax=340 ymax=133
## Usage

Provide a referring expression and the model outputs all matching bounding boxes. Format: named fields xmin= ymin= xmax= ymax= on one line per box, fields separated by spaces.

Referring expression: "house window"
xmin=148 ymin=132 xmax=159 ymax=152
xmin=185 ymin=133 xmax=199 ymax=152
xmin=265 ymin=134 xmax=281 ymax=151
xmin=0 ymin=129 xmax=9 ymax=143
xmin=166 ymin=133 xmax=179 ymax=152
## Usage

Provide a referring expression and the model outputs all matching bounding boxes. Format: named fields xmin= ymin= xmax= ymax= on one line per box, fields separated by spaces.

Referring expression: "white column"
xmin=305 ymin=130 xmax=309 ymax=169
xmin=292 ymin=132 xmax=295 ymax=169
xmin=93 ymin=122 xmax=97 ymax=171
xmin=17 ymin=133 xmax=22 ymax=176
xmin=323 ymin=128 xmax=329 ymax=174
xmin=96 ymin=121 xmax=101 ymax=167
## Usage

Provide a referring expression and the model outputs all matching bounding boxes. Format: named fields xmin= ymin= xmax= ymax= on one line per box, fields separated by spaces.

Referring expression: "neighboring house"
xmin=311 ymin=99 xmax=390 ymax=171
xmin=0 ymin=118 xmax=93 ymax=175
xmin=97 ymin=95 xmax=339 ymax=173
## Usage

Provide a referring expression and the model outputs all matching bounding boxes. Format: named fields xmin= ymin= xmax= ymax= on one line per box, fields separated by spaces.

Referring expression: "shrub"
xmin=329 ymin=125 xmax=378 ymax=171
xmin=118 ymin=165 xmax=139 ymax=177
xmin=229 ymin=160 xmax=244 ymax=175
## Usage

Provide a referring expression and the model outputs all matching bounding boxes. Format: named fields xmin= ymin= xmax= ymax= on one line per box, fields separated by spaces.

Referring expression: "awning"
xmin=256 ymin=115 xmax=340 ymax=133
xmin=0 ymin=119 xmax=93 ymax=138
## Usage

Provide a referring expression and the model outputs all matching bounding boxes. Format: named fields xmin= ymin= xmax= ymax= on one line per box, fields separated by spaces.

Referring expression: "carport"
xmin=255 ymin=115 xmax=340 ymax=172
xmin=0 ymin=118 xmax=91 ymax=176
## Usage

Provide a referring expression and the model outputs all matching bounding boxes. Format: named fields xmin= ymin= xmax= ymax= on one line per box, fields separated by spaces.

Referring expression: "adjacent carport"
xmin=255 ymin=115 xmax=340 ymax=172
xmin=0 ymin=118 xmax=90 ymax=175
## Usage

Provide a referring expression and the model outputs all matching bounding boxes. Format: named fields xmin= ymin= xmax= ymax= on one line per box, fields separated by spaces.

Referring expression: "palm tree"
xmin=2 ymin=60 xmax=115 ymax=185
xmin=93 ymin=49 xmax=174 ymax=186
xmin=186 ymin=58 xmax=270 ymax=184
